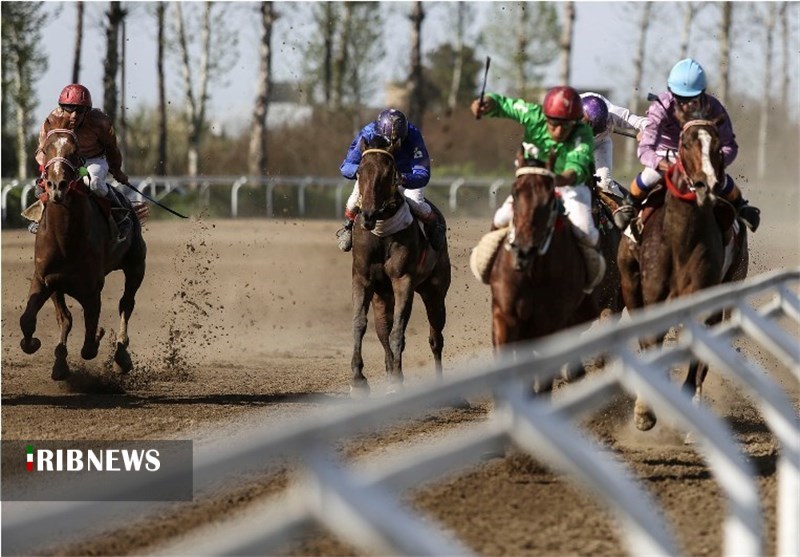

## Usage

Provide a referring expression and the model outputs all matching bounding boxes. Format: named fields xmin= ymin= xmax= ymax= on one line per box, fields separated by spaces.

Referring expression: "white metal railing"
xmin=1 ymin=176 xmax=511 ymax=223
xmin=2 ymin=269 xmax=798 ymax=557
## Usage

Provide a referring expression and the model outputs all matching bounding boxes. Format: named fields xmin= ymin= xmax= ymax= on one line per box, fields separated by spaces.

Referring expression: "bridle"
xmin=360 ymin=148 xmax=403 ymax=217
xmin=665 ymin=119 xmax=721 ymax=202
xmin=508 ymin=165 xmax=560 ymax=262
xmin=42 ymin=129 xmax=86 ymax=198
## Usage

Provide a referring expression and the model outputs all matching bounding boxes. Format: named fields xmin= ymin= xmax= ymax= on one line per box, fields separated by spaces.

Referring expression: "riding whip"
xmin=613 ymin=127 xmax=639 ymax=139
xmin=476 ymin=56 xmax=492 ymax=120
xmin=119 ymin=182 xmax=189 ymax=219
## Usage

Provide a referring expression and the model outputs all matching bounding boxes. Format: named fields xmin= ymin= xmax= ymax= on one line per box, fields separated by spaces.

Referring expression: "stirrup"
xmin=28 ymin=222 xmax=39 ymax=234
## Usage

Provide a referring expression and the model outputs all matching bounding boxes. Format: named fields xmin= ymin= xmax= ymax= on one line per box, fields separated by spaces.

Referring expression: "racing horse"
xmin=348 ymin=135 xmax=451 ymax=394
xmin=489 ymin=150 xmax=599 ymax=392
xmin=19 ymin=128 xmax=147 ymax=380
xmin=617 ymin=103 xmax=748 ymax=430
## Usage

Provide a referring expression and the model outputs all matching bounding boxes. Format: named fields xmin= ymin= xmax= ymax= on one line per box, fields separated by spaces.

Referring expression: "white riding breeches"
xmin=638 ymin=149 xmax=679 ymax=189
xmin=493 ymin=183 xmax=599 ymax=247
xmin=593 ymin=136 xmax=622 ymax=197
xmin=346 ymin=180 xmax=432 ymax=219
xmin=84 ymin=156 xmax=110 ymax=197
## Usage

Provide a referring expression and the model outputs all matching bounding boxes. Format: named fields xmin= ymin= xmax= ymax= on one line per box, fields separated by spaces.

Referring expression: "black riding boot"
xmin=106 ymin=189 xmax=131 ymax=242
xmin=731 ymin=197 xmax=760 ymax=232
xmin=425 ymin=217 xmax=446 ymax=251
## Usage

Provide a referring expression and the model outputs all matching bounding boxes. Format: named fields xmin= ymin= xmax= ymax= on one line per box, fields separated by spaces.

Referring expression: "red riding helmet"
xmin=58 ymin=84 xmax=92 ymax=108
xmin=543 ymin=86 xmax=583 ymax=120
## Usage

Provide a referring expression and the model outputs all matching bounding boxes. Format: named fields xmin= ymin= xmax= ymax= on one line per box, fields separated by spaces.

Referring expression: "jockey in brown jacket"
xmin=32 ymin=83 xmax=131 ymax=240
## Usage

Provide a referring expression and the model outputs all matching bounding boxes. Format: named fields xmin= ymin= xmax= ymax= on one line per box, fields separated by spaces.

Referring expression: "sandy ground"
xmin=1 ymin=189 xmax=798 ymax=556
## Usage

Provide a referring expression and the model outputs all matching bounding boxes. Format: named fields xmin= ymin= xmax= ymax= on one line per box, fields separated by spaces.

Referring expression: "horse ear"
xmin=547 ymin=148 xmax=557 ymax=170
xmin=514 ymin=146 xmax=526 ymax=168
xmin=359 ymin=137 xmax=368 ymax=152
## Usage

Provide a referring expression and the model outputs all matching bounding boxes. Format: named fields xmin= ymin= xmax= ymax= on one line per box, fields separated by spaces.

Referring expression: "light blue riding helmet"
xmin=667 ymin=58 xmax=707 ymax=97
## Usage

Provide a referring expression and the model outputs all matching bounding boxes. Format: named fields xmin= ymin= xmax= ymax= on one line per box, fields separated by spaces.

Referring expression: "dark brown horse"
xmin=617 ymin=104 xmax=748 ymax=430
xmin=19 ymin=128 xmax=147 ymax=380
xmin=489 ymin=151 xmax=598 ymax=391
xmin=349 ymin=135 xmax=451 ymax=395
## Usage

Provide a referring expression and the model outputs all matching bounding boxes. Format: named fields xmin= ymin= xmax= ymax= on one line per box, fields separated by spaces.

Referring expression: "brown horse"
xmin=617 ymin=104 xmax=748 ymax=430
xmin=19 ymin=128 xmax=147 ymax=380
xmin=349 ymin=135 xmax=451 ymax=394
xmin=489 ymin=151 xmax=598 ymax=391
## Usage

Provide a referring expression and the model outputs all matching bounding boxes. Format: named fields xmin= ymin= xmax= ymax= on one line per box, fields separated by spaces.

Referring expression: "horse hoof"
xmin=20 ymin=337 xmax=41 ymax=355
xmin=81 ymin=344 xmax=99 ymax=360
xmin=386 ymin=382 xmax=404 ymax=395
xmin=634 ymin=409 xmax=657 ymax=431
xmin=52 ymin=359 xmax=70 ymax=381
xmin=349 ymin=383 xmax=370 ymax=399
xmin=113 ymin=343 xmax=133 ymax=374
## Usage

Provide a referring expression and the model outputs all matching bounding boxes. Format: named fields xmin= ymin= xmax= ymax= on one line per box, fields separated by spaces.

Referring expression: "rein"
xmin=43 ymin=129 xmax=87 ymax=198
xmin=360 ymin=147 xmax=402 ymax=217
xmin=666 ymin=118 xmax=720 ymax=203
xmin=509 ymin=166 xmax=560 ymax=257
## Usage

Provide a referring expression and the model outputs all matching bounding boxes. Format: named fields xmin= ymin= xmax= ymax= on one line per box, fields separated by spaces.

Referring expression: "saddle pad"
xmin=21 ymin=200 xmax=44 ymax=222
xmin=371 ymin=201 xmax=414 ymax=237
xmin=469 ymin=227 xmax=509 ymax=284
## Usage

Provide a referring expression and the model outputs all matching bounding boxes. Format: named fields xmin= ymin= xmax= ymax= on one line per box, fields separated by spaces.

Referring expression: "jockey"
xmin=580 ymin=92 xmax=648 ymax=198
xmin=33 ymin=83 xmax=132 ymax=240
xmin=335 ymin=108 xmax=446 ymax=252
xmin=471 ymin=86 xmax=606 ymax=293
xmin=614 ymin=58 xmax=761 ymax=232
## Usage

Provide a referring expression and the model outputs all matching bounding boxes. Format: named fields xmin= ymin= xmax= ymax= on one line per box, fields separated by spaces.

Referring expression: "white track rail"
xmin=3 ymin=269 xmax=798 ymax=557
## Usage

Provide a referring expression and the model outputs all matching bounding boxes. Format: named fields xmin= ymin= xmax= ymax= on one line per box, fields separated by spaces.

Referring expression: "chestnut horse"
xmin=348 ymin=135 xmax=451 ymax=395
xmin=617 ymin=104 xmax=748 ymax=430
xmin=19 ymin=128 xmax=147 ymax=380
xmin=489 ymin=151 xmax=598 ymax=392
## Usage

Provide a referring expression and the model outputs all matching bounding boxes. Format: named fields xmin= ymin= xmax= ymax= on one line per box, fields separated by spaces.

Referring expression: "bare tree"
xmin=446 ymin=2 xmax=468 ymax=115
xmin=156 ymin=2 xmax=167 ymax=175
xmin=625 ymin=2 xmax=653 ymax=164
xmin=331 ymin=2 xmax=352 ymax=110
xmin=1 ymin=2 xmax=48 ymax=178
xmin=321 ymin=3 xmax=335 ymax=108
xmin=756 ymin=4 xmax=778 ymax=179
xmin=514 ymin=2 xmax=529 ymax=97
xmin=248 ymin=2 xmax=276 ymax=177
xmin=557 ymin=1 xmax=575 ymax=85
xmin=173 ymin=2 xmax=237 ymax=178
xmin=71 ymin=2 xmax=84 ymax=83
xmin=779 ymin=2 xmax=789 ymax=109
xmin=103 ymin=1 xmax=126 ymax=124
xmin=679 ymin=3 xmax=697 ymax=59
xmin=718 ymin=2 xmax=732 ymax=106
xmin=407 ymin=1 xmax=425 ymax=125
xmin=483 ymin=3 xmax=558 ymax=97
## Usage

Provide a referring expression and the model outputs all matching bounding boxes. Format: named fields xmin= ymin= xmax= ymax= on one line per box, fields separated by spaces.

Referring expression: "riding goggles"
xmin=60 ymin=104 xmax=89 ymax=114
xmin=546 ymin=117 xmax=578 ymax=129
xmin=673 ymin=93 xmax=702 ymax=105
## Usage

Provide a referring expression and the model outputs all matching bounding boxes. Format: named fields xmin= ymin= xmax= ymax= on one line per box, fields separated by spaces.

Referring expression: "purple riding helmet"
xmin=375 ymin=108 xmax=409 ymax=144
xmin=581 ymin=94 xmax=609 ymax=135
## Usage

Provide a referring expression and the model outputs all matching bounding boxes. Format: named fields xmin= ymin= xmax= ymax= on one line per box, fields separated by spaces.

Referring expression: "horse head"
xmin=357 ymin=135 xmax=402 ymax=230
xmin=42 ymin=129 xmax=85 ymax=205
xmin=508 ymin=148 xmax=558 ymax=270
xmin=674 ymin=104 xmax=726 ymax=207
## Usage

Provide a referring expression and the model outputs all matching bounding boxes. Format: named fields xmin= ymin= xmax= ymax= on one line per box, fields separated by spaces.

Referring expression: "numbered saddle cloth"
xmin=469 ymin=227 xmax=509 ymax=284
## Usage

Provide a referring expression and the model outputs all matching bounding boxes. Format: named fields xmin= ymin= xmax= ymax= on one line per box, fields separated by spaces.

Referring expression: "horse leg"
xmin=114 ymin=261 xmax=145 ymax=373
xmin=20 ymin=279 xmax=52 ymax=355
xmin=371 ymin=293 xmax=394 ymax=380
xmin=79 ymin=289 xmax=104 ymax=361
xmin=350 ymin=281 xmax=373 ymax=396
xmin=48 ymin=292 xmax=74 ymax=380
xmin=417 ymin=285 xmax=447 ymax=378
xmin=387 ymin=275 xmax=414 ymax=392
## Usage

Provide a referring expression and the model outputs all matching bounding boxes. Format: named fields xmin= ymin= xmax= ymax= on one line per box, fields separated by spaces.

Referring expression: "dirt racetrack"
xmin=2 ymin=184 xmax=798 ymax=556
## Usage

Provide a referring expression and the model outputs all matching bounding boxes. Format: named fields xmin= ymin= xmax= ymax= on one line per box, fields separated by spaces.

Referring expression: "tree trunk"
xmin=757 ymin=4 xmax=777 ymax=180
xmin=322 ymin=3 xmax=335 ymax=108
xmin=332 ymin=3 xmax=352 ymax=110
xmin=156 ymin=2 xmax=167 ymax=175
xmin=625 ymin=3 xmax=652 ymax=165
xmin=103 ymin=1 xmax=125 ymax=124
xmin=779 ymin=2 xmax=789 ymax=108
xmin=557 ymin=1 xmax=574 ymax=85
xmin=718 ymin=2 xmax=732 ymax=107
xmin=407 ymin=1 xmax=425 ymax=126
xmin=71 ymin=2 xmax=84 ymax=83
xmin=514 ymin=2 xmax=529 ymax=97
xmin=679 ymin=3 xmax=696 ymax=59
xmin=248 ymin=2 xmax=275 ymax=177
xmin=446 ymin=2 xmax=465 ymax=115
xmin=13 ymin=49 xmax=28 ymax=178
xmin=119 ymin=18 xmax=126 ymax=163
